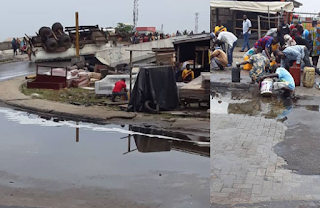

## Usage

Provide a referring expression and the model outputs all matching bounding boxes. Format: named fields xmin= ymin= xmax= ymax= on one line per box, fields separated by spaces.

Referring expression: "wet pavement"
xmin=211 ymin=83 xmax=320 ymax=206
xmin=274 ymin=96 xmax=320 ymax=175
xmin=0 ymin=107 xmax=209 ymax=207
xmin=0 ymin=61 xmax=209 ymax=207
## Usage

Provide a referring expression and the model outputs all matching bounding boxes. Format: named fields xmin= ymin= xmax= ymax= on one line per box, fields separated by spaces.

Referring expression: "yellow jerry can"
xmin=243 ymin=56 xmax=252 ymax=71
xmin=303 ymin=67 xmax=315 ymax=88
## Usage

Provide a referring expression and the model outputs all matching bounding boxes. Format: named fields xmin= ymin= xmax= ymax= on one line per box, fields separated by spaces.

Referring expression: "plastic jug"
xmin=232 ymin=65 xmax=241 ymax=82
xmin=243 ymin=56 xmax=252 ymax=71
xmin=289 ymin=65 xmax=301 ymax=86
xmin=303 ymin=67 xmax=315 ymax=88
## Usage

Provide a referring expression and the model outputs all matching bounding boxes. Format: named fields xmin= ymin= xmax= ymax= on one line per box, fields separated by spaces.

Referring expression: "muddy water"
xmin=211 ymin=89 xmax=320 ymax=120
xmin=0 ymin=107 xmax=209 ymax=208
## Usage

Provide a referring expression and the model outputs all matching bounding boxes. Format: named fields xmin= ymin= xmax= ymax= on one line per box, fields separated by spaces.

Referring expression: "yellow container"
xmin=243 ymin=56 xmax=252 ymax=71
xmin=303 ymin=67 xmax=315 ymax=88
xmin=270 ymin=60 xmax=277 ymax=67
xmin=271 ymin=44 xmax=279 ymax=52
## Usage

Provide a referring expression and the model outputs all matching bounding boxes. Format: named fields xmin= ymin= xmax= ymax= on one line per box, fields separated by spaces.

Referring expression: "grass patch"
xmin=21 ymin=83 xmax=115 ymax=107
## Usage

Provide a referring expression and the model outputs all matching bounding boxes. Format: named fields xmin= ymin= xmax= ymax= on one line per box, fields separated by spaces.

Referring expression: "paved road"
xmin=211 ymin=112 xmax=320 ymax=207
xmin=0 ymin=206 xmax=40 ymax=208
xmin=274 ymin=96 xmax=320 ymax=175
xmin=0 ymin=61 xmax=71 ymax=81
xmin=0 ymin=62 xmax=35 ymax=81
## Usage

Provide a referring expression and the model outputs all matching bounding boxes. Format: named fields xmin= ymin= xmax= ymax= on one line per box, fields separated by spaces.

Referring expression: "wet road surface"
xmin=274 ymin=96 xmax=320 ymax=175
xmin=0 ymin=107 xmax=209 ymax=207
xmin=0 ymin=62 xmax=209 ymax=207
xmin=211 ymin=87 xmax=320 ymax=175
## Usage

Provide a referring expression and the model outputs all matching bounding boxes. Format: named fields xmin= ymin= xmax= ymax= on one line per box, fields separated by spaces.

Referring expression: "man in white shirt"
xmin=215 ymin=31 xmax=238 ymax=66
xmin=241 ymin=15 xmax=252 ymax=52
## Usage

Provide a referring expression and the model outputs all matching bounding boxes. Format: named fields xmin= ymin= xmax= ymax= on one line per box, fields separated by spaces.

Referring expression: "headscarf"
xmin=284 ymin=34 xmax=296 ymax=48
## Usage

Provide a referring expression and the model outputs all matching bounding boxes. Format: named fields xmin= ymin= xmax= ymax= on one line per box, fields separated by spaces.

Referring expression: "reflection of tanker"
xmin=129 ymin=126 xmax=210 ymax=157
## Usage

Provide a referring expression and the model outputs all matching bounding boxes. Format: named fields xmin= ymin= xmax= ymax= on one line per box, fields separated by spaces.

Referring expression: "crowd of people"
xmin=132 ymin=32 xmax=170 ymax=44
xmin=210 ymin=14 xmax=320 ymax=96
xmin=132 ymin=30 xmax=206 ymax=44
xmin=11 ymin=38 xmax=28 ymax=56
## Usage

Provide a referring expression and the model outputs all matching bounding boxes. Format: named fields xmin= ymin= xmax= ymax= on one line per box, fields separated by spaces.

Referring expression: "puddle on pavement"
xmin=210 ymin=90 xmax=319 ymax=120
xmin=0 ymin=108 xmax=209 ymax=189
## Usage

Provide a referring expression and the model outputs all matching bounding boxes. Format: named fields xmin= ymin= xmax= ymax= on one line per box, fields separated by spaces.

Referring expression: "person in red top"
xmin=111 ymin=78 xmax=128 ymax=102
xmin=290 ymin=19 xmax=302 ymax=36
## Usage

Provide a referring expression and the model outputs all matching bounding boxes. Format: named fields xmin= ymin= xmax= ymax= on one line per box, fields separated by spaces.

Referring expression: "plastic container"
xmin=243 ymin=56 xmax=252 ymax=71
xmin=289 ymin=65 xmax=301 ymax=86
xmin=260 ymin=78 xmax=273 ymax=96
xmin=270 ymin=60 xmax=277 ymax=67
xmin=303 ymin=67 xmax=315 ymax=88
xmin=232 ymin=66 xmax=240 ymax=82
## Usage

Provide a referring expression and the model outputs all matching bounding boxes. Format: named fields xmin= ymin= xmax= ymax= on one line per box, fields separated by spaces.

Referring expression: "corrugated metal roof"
xmin=172 ymin=34 xmax=210 ymax=45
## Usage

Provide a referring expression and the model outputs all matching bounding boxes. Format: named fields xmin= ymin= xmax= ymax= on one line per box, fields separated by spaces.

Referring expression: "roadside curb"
xmin=211 ymin=81 xmax=256 ymax=90
xmin=0 ymin=58 xmax=27 ymax=65
xmin=0 ymin=77 xmax=209 ymax=133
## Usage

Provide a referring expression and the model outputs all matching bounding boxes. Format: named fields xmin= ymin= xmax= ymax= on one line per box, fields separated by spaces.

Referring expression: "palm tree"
xmin=182 ymin=30 xmax=189 ymax=35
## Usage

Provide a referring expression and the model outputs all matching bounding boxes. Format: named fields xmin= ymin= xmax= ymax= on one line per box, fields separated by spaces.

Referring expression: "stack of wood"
xmin=179 ymin=72 xmax=210 ymax=102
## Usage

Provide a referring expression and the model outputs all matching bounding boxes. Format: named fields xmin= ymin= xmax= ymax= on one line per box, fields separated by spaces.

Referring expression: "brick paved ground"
xmin=211 ymin=113 xmax=320 ymax=207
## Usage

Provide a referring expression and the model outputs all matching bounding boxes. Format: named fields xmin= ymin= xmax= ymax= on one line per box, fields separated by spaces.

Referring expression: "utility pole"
xmin=133 ymin=0 xmax=139 ymax=27
xmin=75 ymin=12 xmax=79 ymax=57
xmin=195 ymin=12 xmax=199 ymax=34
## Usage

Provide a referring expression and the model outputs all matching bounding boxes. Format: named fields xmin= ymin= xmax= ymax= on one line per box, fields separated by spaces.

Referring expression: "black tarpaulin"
xmin=127 ymin=66 xmax=179 ymax=112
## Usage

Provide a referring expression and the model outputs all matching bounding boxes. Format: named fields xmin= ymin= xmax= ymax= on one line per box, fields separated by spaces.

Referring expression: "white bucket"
xmin=260 ymin=78 xmax=273 ymax=96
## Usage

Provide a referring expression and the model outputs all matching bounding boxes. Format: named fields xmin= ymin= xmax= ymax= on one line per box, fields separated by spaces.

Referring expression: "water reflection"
xmin=76 ymin=122 xmax=80 ymax=143
xmin=128 ymin=126 xmax=210 ymax=157
xmin=211 ymin=90 xmax=296 ymax=120
xmin=72 ymin=125 xmax=210 ymax=157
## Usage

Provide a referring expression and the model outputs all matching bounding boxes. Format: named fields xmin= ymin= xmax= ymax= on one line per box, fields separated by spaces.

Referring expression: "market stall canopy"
xmin=210 ymin=1 xmax=295 ymax=14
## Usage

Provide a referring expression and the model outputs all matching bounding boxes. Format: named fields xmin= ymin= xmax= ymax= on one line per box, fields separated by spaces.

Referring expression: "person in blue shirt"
xmin=273 ymin=45 xmax=312 ymax=71
xmin=258 ymin=64 xmax=295 ymax=97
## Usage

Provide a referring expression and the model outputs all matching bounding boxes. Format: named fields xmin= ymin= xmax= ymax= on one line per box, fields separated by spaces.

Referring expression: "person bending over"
xmin=258 ymin=65 xmax=295 ymax=97
xmin=112 ymin=78 xmax=128 ymax=102
xmin=237 ymin=47 xmax=270 ymax=84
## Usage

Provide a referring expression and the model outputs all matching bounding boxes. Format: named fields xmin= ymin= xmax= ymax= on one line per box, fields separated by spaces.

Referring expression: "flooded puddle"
xmin=210 ymin=90 xmax=319 ymax=120
xmin=0 ymin=107 xmax=209 ymax=207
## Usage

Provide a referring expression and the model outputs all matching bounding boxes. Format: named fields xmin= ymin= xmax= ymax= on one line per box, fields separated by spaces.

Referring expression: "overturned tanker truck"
xmin=26 ymin=22 xmax=108 ymax=62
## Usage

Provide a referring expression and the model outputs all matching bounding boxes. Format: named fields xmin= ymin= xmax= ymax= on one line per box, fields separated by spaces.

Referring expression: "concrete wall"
xmin=0 ymin=42 xmax=12 ymax=51
xmin=96 ymin=38 xmax=174 ymax=67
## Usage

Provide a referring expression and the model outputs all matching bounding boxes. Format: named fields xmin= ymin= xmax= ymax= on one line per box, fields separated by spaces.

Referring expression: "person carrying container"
xmin=237 ymin=47 xmax=270 ymax=84
xmin=273 ymin=45 xmax=312 ymax=71
xmin=258 ymin=64 xmax=295 ymax=97
xmin=253 ymin=36 xmax=279 ymax=60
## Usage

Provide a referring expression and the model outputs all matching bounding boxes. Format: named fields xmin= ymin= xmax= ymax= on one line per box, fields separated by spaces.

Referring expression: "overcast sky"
xmin=0 ymin=0 xmax=209 ymax=41
xmin=295 ymin=0 xmax=319 ymax=13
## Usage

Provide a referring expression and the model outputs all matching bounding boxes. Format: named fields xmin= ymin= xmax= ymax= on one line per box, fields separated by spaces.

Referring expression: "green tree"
xmin=115 ymin=23 xmax=134 ymax=37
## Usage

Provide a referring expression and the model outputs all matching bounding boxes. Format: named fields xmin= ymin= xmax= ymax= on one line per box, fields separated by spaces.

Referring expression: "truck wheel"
xmin=39 ymin=27 xmax=52 ymax=38
xmin=45 ymin=38 xmax=58 ymax=52
xmin=144 ymin=100 xmax=159 ymax=113
xmin=52 ymin=22 xmax=63 ymax=33
xmin=59 ymin=34 xmax=71 ymax=47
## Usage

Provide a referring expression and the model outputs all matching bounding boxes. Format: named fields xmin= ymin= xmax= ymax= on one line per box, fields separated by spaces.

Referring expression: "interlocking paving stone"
xmin=211 ymin=113 xmax=320 ymax=206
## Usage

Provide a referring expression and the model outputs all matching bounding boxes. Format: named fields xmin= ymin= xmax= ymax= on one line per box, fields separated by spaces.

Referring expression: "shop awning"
xmin=210 ymin=1 xmax=295 ymax=14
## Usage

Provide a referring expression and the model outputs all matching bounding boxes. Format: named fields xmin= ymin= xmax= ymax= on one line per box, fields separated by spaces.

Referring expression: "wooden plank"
xmin=195 ymin=46 xmax=209 ymax=51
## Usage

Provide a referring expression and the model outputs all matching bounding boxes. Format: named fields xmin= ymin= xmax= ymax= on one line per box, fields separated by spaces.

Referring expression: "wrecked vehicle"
xmin=26 ymin=23 xmax=108 ymax=62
